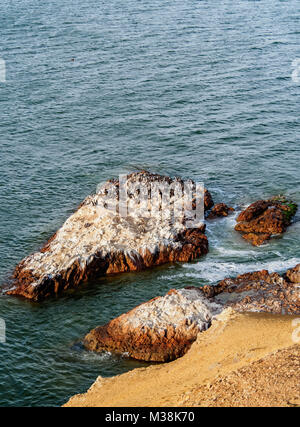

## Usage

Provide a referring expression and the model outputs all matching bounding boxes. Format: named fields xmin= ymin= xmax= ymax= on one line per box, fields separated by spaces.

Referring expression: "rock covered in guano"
xmin=7 ymin=171 xmax=213 ymax=301
xmin=84 ymin=288 xmax=222 ymax=362
xmin=83 ymin=264 xmax=299 ymax=363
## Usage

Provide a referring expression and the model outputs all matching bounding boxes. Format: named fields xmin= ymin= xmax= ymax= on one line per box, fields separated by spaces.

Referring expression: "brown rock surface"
xmin=201 ymin=266 xmax=300 ymax=315
xmin=6 ymin=172 xmax=211 ymax=301
xmin=242 ymin=232 xmax=271 ymax=246
xmin=84 ymin=288 xmax=222 ymax=362
xmin=235 ymin=197 xmax=298 ymax=246
xmin=83 ymin=265 xmax=299 ymax=363
xmin=286 ymin=264 xmax=300 ymax=284
xmin=207 ymin=203 xmax=235 ymax=219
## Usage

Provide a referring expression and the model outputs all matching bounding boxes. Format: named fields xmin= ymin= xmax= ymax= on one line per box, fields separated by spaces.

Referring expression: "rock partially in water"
xmin=83 ymin=265 xmax=299 ymax=362
xmin=235 ymin=197 xmax=298 ymax=246
xmin=201 ymin=266 xmax=300 ymax=315
xmin=83 ymin=288 xmax=222 ymax=362
xmin=207 ymin=203 xmax=235 ymax=219
xmin=242 ymin=232 xmax=272 ymax=246
xmin=285 ymin=264 xmax=300 ymax=284
xmin=7 ymin=171 xmax=211 ymax=301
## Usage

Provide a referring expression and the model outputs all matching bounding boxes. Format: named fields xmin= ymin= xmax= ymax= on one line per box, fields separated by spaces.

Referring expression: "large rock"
xmin=235 ymin=197 xmax=297 ymax=246
xmin=84 ymin=288 xmax=222 ymax=362
xmin=7 ymin=171 xmax=212 ymax=301
xmin=83 ymin=264 xmax=299 ymax=362
xmin=201 ymin=266 xmax=300 ymax=315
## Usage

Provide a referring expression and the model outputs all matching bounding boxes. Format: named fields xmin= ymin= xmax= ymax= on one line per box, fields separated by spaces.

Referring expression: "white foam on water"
xmin=214 ymin=246 xmax=260 ymax=258
xmin=182 ymin=257 xmax=300 ymax=283
xmin=158 ymin=273 xmax=188 ymax=281
xmin=71 ymin=350 xmax=113 ymax=362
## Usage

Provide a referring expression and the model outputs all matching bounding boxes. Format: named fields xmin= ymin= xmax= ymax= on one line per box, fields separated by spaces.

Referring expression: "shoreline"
xmin=64 ymin=309 xmax=299 ymax=407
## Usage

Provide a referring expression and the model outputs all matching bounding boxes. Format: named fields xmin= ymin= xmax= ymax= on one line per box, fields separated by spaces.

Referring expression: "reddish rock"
xmin=83 ymin=265 xmax=299 ymax=362
xmin=204 ymin=189 xmax=214 ymax=211
xmin=235 ymin=197 xmax=297 ymax=246
xmin=285 ymin=264 xmax=300 ymax=284
xmin=83 ymin=288 xmax=222 ymax=362
xmin=7 ymin=171 xmax=211 ymax=301
xmin=242 ymin=232 xmax=271 ymax=246
xmin=201 ymin=266 xmax=300 ymax=315
xmin=207 ymin=203 xmax=235 ymax=219
xmin=236 ymin=200 xmax=271 ymax=222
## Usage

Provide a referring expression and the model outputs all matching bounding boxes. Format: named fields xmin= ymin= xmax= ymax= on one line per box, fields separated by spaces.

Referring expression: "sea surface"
xmin=0 ymin=0 xmax=299 ymax=406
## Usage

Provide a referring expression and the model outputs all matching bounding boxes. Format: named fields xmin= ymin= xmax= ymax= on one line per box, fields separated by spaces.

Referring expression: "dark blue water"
xmin=0 ymin=0 xmax=299 ymax=406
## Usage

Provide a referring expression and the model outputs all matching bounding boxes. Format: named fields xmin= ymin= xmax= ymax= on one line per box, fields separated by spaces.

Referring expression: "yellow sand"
xmin=64 ymin=309 xmax=299 ymax=407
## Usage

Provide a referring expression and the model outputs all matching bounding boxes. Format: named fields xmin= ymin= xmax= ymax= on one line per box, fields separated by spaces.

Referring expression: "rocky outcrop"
xmin=200 ymin=266 xmax=300 ymax=315
xmin=207 ymin=203 xmax=235 ymax=219
xmin=83 ymin=264 xmax=299 ymax=362
xmin=7 ymin=171 xmax=212 ymax=301
xmin=82 ymin=264 xmax=299 ymax=362
xmin=235 ymin=197 xmax=298 ymax=246
xmin=285 ymin=264 xmax=300 ymax=284
xmin=83 ymin=288 xmax=222 ymax=362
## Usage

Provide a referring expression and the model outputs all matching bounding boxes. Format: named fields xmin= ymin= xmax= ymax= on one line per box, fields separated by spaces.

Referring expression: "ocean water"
xmin=0 ymin=0 xmax=299 ymax=406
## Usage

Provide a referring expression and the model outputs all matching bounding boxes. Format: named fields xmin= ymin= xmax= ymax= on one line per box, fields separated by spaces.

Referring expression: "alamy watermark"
xmin=292 ymin=318 xmax=300 ymax=344
xmin=0 ymin=58 xmax=6 ymax=83
xmin=291 ymin=59 xmax=300 ymax=83
xmin=0 ymin=318 xmax=5 ymax=344
xmin=95 ymin=174 xmax=205 ymax=228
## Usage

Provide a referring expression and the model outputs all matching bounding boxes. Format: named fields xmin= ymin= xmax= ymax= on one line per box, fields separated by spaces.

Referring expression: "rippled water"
xmin=0 ymin=0 xmax=299 ymax=406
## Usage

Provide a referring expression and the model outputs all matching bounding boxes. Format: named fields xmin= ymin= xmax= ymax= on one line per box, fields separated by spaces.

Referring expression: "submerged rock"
xmin=207 ymin=203 xmax=235 ymax=219
xmin=84 ymin=288 xmax=222 ymax=362
xmin=201 ymin=266 xmax=300 ymax=315
xmin=7 ymin=171 xmax=212 ymax=301
xmin=235 ymin=197 xmax=298 ymax=246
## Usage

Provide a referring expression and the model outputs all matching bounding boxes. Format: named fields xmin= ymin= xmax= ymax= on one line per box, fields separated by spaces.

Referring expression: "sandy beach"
xmin=64 ymin=309 xmax=299 ymax=407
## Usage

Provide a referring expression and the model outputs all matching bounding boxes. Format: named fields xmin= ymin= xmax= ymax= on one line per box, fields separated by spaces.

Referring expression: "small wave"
xmin=70 ymin=347 xmax=113 ymax=362
xmin=183 ymin=258 xmax=300 ymax=283
xmin=214 ymin=246 xmax=261 ymax=257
